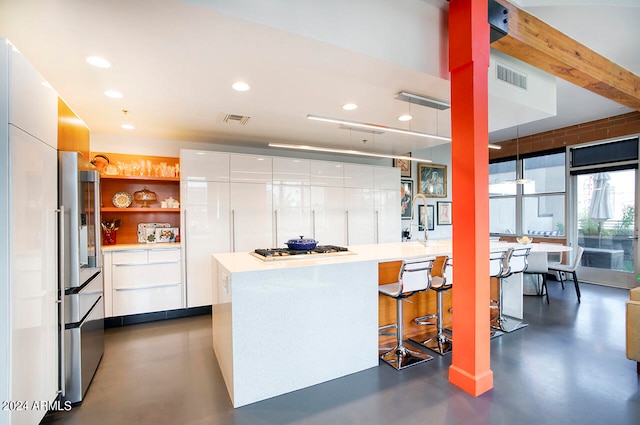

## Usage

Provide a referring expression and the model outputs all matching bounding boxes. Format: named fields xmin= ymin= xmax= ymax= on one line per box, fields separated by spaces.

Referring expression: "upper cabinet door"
xmin=273 ymin=157 xmax=310 ymax=185
xmin=180 ymin=149 xmax=230 ymax=182
xmin=310 ymin=161 xmax=344 ymax=187
xmin=374 ymin=166 xmax=400 ymax=190
xmin=343 ymin=164 xmax=374 ymax=188
xmin=8 ymin=45 xmax=58 ymax=149
xmin=230 ymin=154 xmax=273 ymax=183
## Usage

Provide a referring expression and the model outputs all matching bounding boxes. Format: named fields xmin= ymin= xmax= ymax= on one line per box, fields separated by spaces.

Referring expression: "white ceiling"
xmin=0 ymin=0 xmax=637 ymax=155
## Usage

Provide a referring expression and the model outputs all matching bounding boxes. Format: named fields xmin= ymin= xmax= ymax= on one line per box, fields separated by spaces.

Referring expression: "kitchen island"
xmin=211 ymin=240 xmax=519 ymax=407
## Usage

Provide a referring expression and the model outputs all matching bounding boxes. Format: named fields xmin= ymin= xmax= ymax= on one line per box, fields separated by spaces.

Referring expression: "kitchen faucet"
xmin=410 ymin=193 xmax=429 ymax=245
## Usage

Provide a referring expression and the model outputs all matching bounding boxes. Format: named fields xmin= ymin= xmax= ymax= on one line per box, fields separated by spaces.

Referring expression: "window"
xmin=490 ymin=150 xmax=566 ymax=237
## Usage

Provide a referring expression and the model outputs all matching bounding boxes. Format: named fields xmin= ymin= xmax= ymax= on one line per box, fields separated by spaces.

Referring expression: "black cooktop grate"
xmin=254 ymin=245 xmax=348 ymax=257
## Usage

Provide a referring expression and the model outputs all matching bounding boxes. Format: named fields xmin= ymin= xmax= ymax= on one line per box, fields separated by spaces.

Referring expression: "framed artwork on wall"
xmin=393 ymin=153 xmax=411 ymax=178
xmin=401 ymin=180 xmax=413 ymax=219
xmin=418 ymin=163 xmax=447 ymax=197
xmin=418 ymin=204 xmax=435 ymax=231
xmin=437 ymin=201 xmax=452 ymax=225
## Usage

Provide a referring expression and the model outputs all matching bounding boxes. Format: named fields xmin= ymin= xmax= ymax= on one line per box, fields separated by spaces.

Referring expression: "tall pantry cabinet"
xmin=180 ymin=150 xmax=230 ymax=307
xmin=1 ymin=39 xmax=59 ymax=425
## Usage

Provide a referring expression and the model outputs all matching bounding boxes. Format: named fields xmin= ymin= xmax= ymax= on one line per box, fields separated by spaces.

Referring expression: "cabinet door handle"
xmin=274 ymin=209 xmax=278 ymax=247
xmin=312 ymin=210 xmax=316 ymax=239
xmin=183 ymin=209 xmax=188 ymax=307
xmin=345 ymin=210 xmax=349 ymax=245
xmin=375 ymin=210 xmax=379 ymax=243
xmin=231 ymin=209 xmax=236 ymax=252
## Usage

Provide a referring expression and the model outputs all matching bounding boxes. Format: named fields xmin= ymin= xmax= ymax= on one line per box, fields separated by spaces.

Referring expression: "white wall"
xmin=185 ymin=0 xmax=449 ymax=78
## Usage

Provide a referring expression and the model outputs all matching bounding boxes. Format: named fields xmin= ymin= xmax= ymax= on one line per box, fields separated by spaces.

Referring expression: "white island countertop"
xmin=212 ymin=239 xmax=529 ymax=273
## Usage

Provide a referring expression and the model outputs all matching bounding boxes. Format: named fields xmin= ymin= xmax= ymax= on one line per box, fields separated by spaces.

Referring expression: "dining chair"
xmin=548 ymin=246 xmax=584 ymax=303
xmin=524 ymin=251 xmax=549 ymax=304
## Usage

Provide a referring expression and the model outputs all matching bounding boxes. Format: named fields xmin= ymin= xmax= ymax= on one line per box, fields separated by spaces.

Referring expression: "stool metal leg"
xmin=410 ymin=290 xmax=452 ymax=355
xmin=380 ymin=298 xmax=433 ymax=370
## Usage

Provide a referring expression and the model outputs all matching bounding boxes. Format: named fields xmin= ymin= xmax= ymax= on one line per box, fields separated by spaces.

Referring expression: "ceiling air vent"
xmin=220 ymin=113 xmax=250 ymax=125
xmin=496 ymin=62 xmax=527 ymax=90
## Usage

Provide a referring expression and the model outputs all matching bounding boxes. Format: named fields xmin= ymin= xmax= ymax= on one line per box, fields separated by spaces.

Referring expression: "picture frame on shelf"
xmin=418 ymin=204 xmax=435 ymax=231
xmin=401 ymin=180 xmax=413 ymax=219
xmin=393 ymin=153 xmax=411 ymax=178
xmin=418 ymin=163 xmax=447 ymax=197
xmin=437 ymin=201 xmax=452 ymax=225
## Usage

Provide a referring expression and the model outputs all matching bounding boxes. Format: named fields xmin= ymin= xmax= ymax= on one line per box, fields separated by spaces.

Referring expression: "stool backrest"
xmin=399 ymin=258 xmax=434 ymax=294
xmin=490 ymin=248 xmax=512 ymax=278
xmin=507 ymin=247 xmax=531 ymax=275
xmin=431 ymin=256 xmax=450 ymax=289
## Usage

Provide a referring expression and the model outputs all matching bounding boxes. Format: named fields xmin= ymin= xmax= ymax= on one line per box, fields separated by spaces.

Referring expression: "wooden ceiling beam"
xmin=492 ymin=0 xmax=640 ymax=111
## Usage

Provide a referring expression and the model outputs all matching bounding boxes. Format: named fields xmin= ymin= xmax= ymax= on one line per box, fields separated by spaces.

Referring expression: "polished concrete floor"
xmin=43 ymin=279 xmax=640 ymax=425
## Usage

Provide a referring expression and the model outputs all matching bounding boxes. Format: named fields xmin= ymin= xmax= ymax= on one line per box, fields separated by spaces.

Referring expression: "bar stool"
xmin=489 ymin=249 xmax=511 ymax=338
xmin=378 ymin=257 xmax=435 ymax=370
xmin=410 ymin=256 xmax=453 ymax=355
xmin=490 ymin=247 xmax=530 ymax=333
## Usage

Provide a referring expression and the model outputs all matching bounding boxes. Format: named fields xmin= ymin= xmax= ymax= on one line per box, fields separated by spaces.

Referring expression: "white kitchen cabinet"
xmin=345 ymin=187 xmax=376 ymax=245
xmin=311 ymin=186 xmax=346 ymax=246
xmin=180 ymin=149 xmax=231 ymax=307
xmin=374 ymin=166 xmax=399 ymax=190
xmin=273 ymin=157 xmax=310 ymax=185
xmin=230 ymin=153 xmax=272 ymax=183
xmin=375 ymin=188 xmax=401 ymax=243
xmin=310 ymin=160 xmax=344 ymax=187
xmin=1 ymin=39 xmax=59 ymax=425
xmin=8 ymin=41 xmax=58 ymax=149
xmin=343 ymin=163 xmax=374 ymax=188
xmin=374 ymin=166 xmax=401 ymax=243
xmin=181 ymin=180 xmax=230 ymax=307
xmin=105 ymin=248 xmax=183 ymax=317
xmin=273 ymin=185 xmax=312 ymax=246
xmin=180 ymin=150 xmax=229 ymax=181
xmin=230 ymin=182 xmax=273 ymax=251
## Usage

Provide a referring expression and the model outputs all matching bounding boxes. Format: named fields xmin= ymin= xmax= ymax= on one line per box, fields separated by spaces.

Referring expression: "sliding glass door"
xmin=570 ymin=138 xmax=639 ymax=288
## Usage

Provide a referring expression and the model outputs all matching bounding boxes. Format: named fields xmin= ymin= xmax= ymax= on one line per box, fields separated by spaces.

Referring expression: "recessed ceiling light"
xmin=86 ymin=56 xmax=111 ymax=68
xmin=232 ymin=81 xmax=250 ymax=92
xmin=104 ymin=90 xmax=123 ymax=98
xmin=342 ymin=103 xmax=358 ymax=111
xmin=121 ymin=124 xmax=135 ymax=130
xmin=398 ymin=115 xmax=413 ymax=121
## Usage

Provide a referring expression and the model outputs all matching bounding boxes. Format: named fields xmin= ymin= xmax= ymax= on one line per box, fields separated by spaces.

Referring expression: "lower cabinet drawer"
xmin=113 ymin=262 xmax=181 ymax=289
xmin=112 ymin=283 xmax=182 ymax=316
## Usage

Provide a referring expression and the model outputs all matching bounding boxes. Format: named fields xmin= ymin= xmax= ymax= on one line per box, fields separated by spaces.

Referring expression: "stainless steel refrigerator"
xmin=59 ymin=151 xmax=104 ymax=404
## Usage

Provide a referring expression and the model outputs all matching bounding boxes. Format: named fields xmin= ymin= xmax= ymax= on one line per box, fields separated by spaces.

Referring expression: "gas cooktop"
xmin=250 ymin=245 xmax=354 ymax=261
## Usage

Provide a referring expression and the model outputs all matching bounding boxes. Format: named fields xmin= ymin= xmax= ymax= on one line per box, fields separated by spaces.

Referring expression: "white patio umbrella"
xmin=588 ymin=172 xmax=613 ymax=240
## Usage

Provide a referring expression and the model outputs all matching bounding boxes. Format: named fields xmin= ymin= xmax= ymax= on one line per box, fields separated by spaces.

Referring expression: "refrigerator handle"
xmin=57 ymin=206 xmax=66 ymax=398
xmin=94 ymin=177 xmax=102 ymax=267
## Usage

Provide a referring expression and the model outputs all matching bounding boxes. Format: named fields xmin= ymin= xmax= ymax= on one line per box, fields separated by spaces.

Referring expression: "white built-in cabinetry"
xmin=179 ymin=149 xmax=400 ymax=307
xmin=344 ymin=164 xmax=376 ymax=245
xmin=103 ymin=246 xmax=182 ymax=316
xmin=180 ymin=150 xmax=230 ymax=308
xmin=1 ymin=38 xmax=59 ymax=425
xmin=374 ymin=166 xmax=401 ymax=243
xmin=230 ymin=154 xmax=274 ymax=252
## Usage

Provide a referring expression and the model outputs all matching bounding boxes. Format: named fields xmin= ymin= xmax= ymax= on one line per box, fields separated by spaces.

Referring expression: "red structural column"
xmin=448 ymin=0 xmax=493 ymax=396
